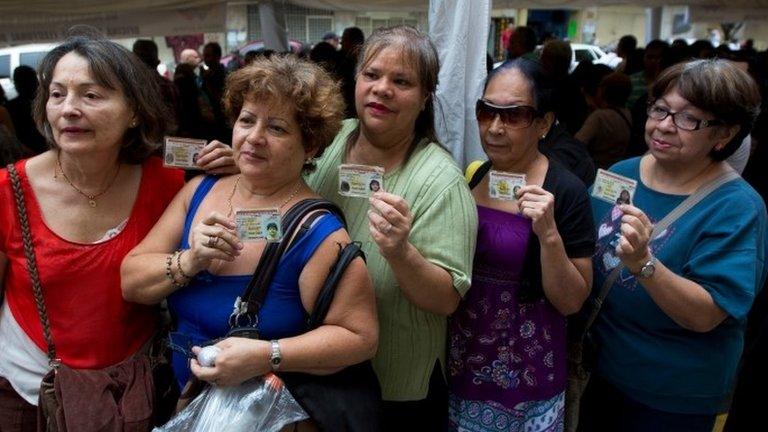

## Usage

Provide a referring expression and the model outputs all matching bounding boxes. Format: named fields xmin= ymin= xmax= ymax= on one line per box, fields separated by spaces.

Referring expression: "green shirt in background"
xmin=306 ymin=119 xmax=478 ymax=401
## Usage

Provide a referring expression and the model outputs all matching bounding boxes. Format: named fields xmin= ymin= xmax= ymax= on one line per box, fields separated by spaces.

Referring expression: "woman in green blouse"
xmin=306 ymin=26 xmax=478 ymax=430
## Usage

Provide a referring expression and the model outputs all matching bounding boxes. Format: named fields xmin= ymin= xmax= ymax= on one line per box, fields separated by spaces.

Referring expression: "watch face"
xmin=640 ymin=263 xmax=655 ymax=278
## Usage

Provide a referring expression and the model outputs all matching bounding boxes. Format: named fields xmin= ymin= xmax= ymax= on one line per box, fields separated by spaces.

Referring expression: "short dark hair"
xmin=12 ymin=65 xmax=38 ymax=97
xmin=342 ymin=27 xmax=365 ymax=47
xmin=132 ymin=39 xmax=160 ymax=68
xmin=650 ymin=59 xmax=762 ymax=161
xmin=486 ymin=57 xmax=555 ymax=115
xmin=223 ymin=55 xmax=345 ymax=173
xmin=508 ymin=26 xmax=537 ymax=58
xmin=618 ymin=35 xmax=637 ymax=54
xmin=34 ymin=35 xmax=172 ymax=164
xmin=203 ymin=42 xmax=222 ymax=58
xmin=599 ymin=72 xmax=632 ymax=107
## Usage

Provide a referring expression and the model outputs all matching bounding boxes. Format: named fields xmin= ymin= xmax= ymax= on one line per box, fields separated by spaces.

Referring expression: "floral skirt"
xmin=448 ymin=391 xmax=565 ymax=432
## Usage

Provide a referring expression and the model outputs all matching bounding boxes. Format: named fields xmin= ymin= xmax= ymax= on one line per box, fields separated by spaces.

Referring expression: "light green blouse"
xmin=306 ymin=119 xmax=478 ymax=401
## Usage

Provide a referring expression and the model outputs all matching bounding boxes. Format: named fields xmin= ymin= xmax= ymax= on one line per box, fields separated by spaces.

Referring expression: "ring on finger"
xmin=207 ymin=235 xmax=219 ymax=248
xmin=380 ymin=222 xmax=392 ymax=234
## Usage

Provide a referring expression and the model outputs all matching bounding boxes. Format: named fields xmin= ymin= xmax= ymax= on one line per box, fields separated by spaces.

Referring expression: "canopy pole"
xmin=259 ymin=0 xmax=289 ymax=52
xmin=645 ymin=7 xmax=662 ymax=43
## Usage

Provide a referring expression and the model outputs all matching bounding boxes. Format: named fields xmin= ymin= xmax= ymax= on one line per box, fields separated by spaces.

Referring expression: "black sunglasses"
xmin=475 ymin=99 xmax=539 ymax=129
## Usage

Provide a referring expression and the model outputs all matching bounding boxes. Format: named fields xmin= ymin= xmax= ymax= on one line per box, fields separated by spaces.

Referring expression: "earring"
xmin=540 ymin=134 xmax=546 ymax=139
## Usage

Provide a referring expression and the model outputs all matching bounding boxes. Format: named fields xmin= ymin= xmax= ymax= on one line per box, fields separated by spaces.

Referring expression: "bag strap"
xmin=580 ymin=168 xmax=740 ymax=335
xmin=467 ymin=160 xmax=492 ymax=190
xmin=6 ymin=164 xmax=58 ymax=367
xmin=307 ymin=242 xmax=366 ymax=329
xmin=228 ymin=198 xmax=347 ymax=328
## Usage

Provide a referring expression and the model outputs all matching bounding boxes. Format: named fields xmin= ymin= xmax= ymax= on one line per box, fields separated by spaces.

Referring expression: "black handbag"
xmin=227 ymin=198 xmax=382 ymax=432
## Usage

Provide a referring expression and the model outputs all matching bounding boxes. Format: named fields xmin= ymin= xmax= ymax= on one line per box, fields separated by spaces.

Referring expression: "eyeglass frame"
xmin=475 ymin=99 xmax=541 ymax=130
xmin=646 ymin=102 xmax=723 ymax=131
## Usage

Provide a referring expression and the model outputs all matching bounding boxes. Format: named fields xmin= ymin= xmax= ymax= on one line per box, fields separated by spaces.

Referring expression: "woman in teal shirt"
xmin=580 ymin=59 xmax=767 ymax=431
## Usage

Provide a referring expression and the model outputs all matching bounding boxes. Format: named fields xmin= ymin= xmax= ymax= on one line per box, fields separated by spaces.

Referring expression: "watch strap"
xmin=270 ymin=339 xmax=282 ymax=371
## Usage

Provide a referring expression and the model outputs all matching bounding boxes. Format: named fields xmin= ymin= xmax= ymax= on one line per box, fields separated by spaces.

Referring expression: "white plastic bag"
xmin=154 ymin=374 xmax=308 ymax=432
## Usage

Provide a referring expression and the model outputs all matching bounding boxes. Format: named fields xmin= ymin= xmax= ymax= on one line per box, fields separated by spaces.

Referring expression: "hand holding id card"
xmin=163 ymin=137 xmax=207 ymax=169
xmin=592 ymin=169 xmax=637 ymax=205
xmin=489 ymin=170 xmax=526 ymax=201
xmin=235 ymin=209 xmax=283 ymax=243
xmin=338 ymin=164 xmax=385 ymax=198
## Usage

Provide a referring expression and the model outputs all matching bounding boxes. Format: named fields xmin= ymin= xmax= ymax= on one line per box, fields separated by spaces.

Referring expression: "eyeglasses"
xmin=476 ymin=99 xmax=539 ymax=129
xmin=646 ymin=104 xmax=722 ymax=131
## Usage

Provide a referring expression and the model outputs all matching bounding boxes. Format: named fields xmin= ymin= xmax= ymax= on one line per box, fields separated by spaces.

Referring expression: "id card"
xmin=489 ymin=170 xmax=526 ymax=201
xmin=234 ymin=208 xmax=282 ymax=242
xmin=163 ymin=137 xmax=207 ymax=169
xmin=338 ymin=164 xmax=385 ymax=198
xmin=592 ymin=169 xmax=637 ymax=205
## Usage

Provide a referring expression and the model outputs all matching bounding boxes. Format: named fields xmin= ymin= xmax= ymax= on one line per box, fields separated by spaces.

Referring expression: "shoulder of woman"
xmin=709 ymin=178 xmax=766 ymax=214
xmin=545 ymin=158 xmax=589 ymax=195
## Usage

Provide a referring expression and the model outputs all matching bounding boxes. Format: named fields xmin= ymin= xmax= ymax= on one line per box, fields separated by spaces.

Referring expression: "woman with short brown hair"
xmin=579 ymin=59 xmax=767 ymax=431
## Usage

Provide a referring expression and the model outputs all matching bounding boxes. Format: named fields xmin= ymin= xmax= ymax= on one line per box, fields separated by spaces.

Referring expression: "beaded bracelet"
xmin=176 ymin=249 xmax=193 ymax=281
xmin=165 ymin=251 xmax=187 ymax=289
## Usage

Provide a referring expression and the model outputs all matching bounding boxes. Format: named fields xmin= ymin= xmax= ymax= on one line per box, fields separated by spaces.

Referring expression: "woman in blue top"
xmin=579 ymin=59 xmax=767 ymax=431
xmin=121 ymin=56 xmax=378 ymax=403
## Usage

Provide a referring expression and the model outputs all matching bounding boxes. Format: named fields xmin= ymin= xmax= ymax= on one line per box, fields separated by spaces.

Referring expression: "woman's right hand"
xmin=183 ymin=212 xmax=243 ymax=275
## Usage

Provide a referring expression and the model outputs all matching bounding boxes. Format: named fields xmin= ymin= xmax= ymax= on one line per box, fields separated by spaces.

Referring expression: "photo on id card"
xmin=338 ymin=164 xmax=384 ymax=198
xmin=235 ymin=209 xmax=283 ymax=243
xmin=592 ymin=168 xmax=637 ymax=205
xmin=163 ymin=137 xmax=207 ymax=169
xmin=489 ymin=170 xmax=526 ymax=201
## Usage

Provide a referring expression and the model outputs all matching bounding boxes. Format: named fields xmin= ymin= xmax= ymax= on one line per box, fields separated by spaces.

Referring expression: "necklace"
xmin=226 ymin=175 xmax=303 ymax=217
xmin=55 ymin=152 xmax=121 ymax=208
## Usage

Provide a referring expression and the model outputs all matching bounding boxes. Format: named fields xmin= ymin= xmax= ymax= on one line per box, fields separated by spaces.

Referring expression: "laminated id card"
xmin=489 ymin=170 xmax=526 ymax=201
xmin=235 ymin=208 xmax=282 ymax=242
xmin=592 ymin=169 xmax=637 ymax=205
xmin=163 ymin=137 xmax=207 ymax=169
xmin=338 ymin=164 xmax=385 ymax=198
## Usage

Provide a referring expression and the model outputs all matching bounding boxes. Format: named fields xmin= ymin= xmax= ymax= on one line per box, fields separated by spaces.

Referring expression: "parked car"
xmin=0 ymin=43 xmax=58 ymax=100
xmin=494 ymin=43 xmax=621 ymax=72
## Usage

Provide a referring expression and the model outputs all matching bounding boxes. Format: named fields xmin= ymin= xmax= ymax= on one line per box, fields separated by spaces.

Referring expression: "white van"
xmin=0 ymin=43 xmax=59 ymax=100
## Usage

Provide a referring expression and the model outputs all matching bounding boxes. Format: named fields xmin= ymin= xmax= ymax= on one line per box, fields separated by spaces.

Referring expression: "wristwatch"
xmin=269 ymin=340 xmax=282 ymax=371
xmin=632 ymin=256 xmax=657 ymax=279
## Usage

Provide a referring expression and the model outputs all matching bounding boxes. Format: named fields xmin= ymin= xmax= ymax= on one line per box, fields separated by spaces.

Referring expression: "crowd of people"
xmin=0 ymin=22 xmax=767 ymax=432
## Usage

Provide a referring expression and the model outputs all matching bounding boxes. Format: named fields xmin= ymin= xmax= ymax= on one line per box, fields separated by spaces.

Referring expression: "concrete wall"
xmin=592 ymin=5 xmax=646 ymax=48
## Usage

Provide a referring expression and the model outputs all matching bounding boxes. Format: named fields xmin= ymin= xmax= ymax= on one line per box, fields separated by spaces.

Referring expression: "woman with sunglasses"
xmin=578 ymin=60 xmax=767 ymax=431
xmin=448 ymin=58 xmax=595 ymax=432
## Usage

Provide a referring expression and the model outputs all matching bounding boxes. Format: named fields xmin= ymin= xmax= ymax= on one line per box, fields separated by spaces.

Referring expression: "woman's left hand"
xmin=518 ymin=185 xmax=558 ymax=240
xmin=190 ymin=337 xmax=270 ymax=387
xmin=615 ymin=204 xmax=654 ymax=271
xmin=368 ymin=192 xmax=413 ymax=259
xmin=196 ymin=140 xmax=239 ymax=175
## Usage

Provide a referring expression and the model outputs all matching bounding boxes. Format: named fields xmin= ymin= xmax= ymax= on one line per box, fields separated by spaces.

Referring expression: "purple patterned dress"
xmin=448 ymin=206 xmax=566 ymax=432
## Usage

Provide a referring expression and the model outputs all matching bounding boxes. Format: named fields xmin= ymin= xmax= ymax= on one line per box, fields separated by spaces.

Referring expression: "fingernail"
xmin=237 ymin=242 xmax=244 ymax=249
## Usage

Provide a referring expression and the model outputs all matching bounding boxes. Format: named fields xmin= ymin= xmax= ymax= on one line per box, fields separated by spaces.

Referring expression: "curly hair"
xmin=223 ymin=55 xmax=345 ymax=173
xmin=34 ymin=35 xmax=172 ymax=164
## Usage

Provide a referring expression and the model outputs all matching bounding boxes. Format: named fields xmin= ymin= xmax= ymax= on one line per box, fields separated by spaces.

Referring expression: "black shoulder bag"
xmin=227 ymin=198 xmax=382 ymax=432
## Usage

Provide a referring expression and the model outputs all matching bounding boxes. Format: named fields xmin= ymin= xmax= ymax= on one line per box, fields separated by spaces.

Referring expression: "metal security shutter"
xmin=247 ymin=4 xmax=262 ymax=41
xmin=307 ymin=16 xmax=334 ymax=44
